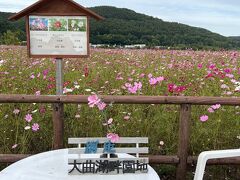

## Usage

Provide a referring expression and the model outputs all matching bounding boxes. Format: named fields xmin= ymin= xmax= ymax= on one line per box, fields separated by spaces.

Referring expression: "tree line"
xmin=0 ymin=7 xmax=240 ymax=50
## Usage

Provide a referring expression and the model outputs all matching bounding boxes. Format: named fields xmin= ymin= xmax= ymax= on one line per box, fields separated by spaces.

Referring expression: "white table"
xmin=0 ymin=149 xmax=160 ymax=180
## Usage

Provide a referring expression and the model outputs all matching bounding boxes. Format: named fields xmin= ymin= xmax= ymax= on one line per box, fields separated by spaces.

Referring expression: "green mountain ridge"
xmin=1 ymin=6 xmax=240 ymax=49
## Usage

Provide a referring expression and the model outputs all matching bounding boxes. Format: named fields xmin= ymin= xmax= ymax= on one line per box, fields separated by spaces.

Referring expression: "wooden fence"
xmin=0 ymin=94 xmax=239 ymax=179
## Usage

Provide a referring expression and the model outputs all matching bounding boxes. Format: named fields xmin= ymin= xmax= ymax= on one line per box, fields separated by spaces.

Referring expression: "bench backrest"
xmin=68 ymin=137 xmax=148 ymax=158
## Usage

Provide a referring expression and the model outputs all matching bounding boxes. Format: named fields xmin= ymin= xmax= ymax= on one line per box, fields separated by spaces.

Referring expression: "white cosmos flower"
xmin=0 ymin=60 xmax=4 ymax=66
xmin=74 ymin=85 xmax=80 ymax=89
xmin=85 ymin=89 xmax=91 ymax=92
xmin=24 ymin=126 xmax=31 ymax=130
xmin=31 ymin=109 xmax=38 ymax=113
xmin=63 ymin=88 xmax=73 ymax=94
xmin=235 ymin=86 xmax=240 ymax=91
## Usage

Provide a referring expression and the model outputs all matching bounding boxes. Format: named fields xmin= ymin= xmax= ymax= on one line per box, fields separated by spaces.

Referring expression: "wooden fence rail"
xmin=0 ymin=94 xmax=240 ymax=179
xmin=0 ymin=95 xmax=239 ymax=105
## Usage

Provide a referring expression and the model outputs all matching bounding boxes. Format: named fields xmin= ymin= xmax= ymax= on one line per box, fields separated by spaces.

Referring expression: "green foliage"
xmin=0 ymin=12 xmax=26 ymax=42
xmin=0 ymin=30 xmax=21 ymax=45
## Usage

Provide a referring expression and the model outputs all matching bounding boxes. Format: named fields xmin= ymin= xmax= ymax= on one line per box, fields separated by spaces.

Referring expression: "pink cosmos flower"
xmin=35 ymin=91 xmax=41 ymax=96
xmin=208 ymin=107 xmax=214 ymax=113
xmin=168 ymin=83 xmax=177 ymax=93
xmin=221 ymin=84 xmax=229 ymax=89
xmin=205 ymin=73 xmax=214 ymax=78
xmin=226 ymin=91 xmax=233 ymax=95
xmin=88 ymin=95 xmax=101 ymax=108
xmin=13 ymin=109 xmax=20 ymax=115
xmin=43 ymin=69 xmax=48 ymax=79
xmin=32 ymin=123 xmax=40 ymax=132
xmin=116 ymin=76 xmax=123 ymax=80
xmin=231 ymin=79 xmax=237 ymax=83
xmin=12 ymin=144 xmax=18 ymax=149
xmin=97 ymin=102 xmax=107 ymax=111
xmin=225 ymin=74 xmax=234 ymax=78
xmin=126 ymin=82 xmax=142 ymax=94
xmin=197 ymin=64 xmax=203 ymax=69
xmin=224 ymin=68 xmax=231 ymax=73
xmin=25 ymin=114 xmax=33 ymax=122
xmin=47 ymin=84 xmax=54 ymax=89
xmin=209 ymin=64 xmax=215 ymax=69
xmin=103 ymin=118 xmax=113 ymax=126
xmin=148 ymin=73 xmax=153 ymax=78
xmin=39 ymin=106 xmax=46 ymax=114
xmin=30 ymin=74 xmax=35 ymax=79
xmin=124 ymin=116 xmax=130 ymax=120
xmin=157 ymin=76 xmax=164 ymax=82
xmin=107 ymin=133 xmax=120 ymax=143
xmin=128 ymin=78 xmax=133 ymax=81
xmin=134 ymin=82 xmax=142 ymax=89
xmin=200 ymin=115 xmax=209 ymax=122
xmin=43 ymin=69 xmax=49 ymax=76
xmin=125 ymin=83 xmax=132 ymax=88
xmin=108 ymin=118 xmax=113 ymax=124
xmin=139 ymin=73 xmax=145 ymax=78
xmin=176 ymin=86 xmax=187 ymax=93
xmin=149 ymin=78 xmax=158 ymax=85
xmin=211 ymin=104 xmax=221 ymax=110
xmin=128 ymin=86 xmax=138 ymax=94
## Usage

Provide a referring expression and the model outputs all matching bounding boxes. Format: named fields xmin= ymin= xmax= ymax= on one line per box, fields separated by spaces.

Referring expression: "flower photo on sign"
xmin=68 ymin=19 xmax=86 ymax=32
xmin=49 ymin=18 xmax=67 ymax=31
xmin=29 ymin=18 xmax=48 ymax=31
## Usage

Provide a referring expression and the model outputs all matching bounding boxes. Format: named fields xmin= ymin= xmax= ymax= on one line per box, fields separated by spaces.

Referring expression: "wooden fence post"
xmin=53 ymin=58 xmax=64 ymax=149
xmin=176 ymin=104 xmax=191 ymax=180
xmin=52 ymin=103 xmax=64 ymax=149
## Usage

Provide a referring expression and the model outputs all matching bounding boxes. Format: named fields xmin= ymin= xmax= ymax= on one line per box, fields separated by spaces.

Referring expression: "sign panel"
xmin=29 ymin=16 xmax=88 ymax=57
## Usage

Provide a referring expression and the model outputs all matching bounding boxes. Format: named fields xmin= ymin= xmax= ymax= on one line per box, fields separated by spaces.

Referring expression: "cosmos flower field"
xmin=0 ymin=46 xmax=239 ymax=177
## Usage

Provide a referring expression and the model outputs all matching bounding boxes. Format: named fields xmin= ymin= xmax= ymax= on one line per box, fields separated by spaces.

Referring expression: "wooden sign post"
xmin=9 ymin=0 xmax=103 ymax=149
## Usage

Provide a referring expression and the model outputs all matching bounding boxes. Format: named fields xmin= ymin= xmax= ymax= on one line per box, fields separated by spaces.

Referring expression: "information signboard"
xmin=28 ymin=16 xmax=88 ymax=57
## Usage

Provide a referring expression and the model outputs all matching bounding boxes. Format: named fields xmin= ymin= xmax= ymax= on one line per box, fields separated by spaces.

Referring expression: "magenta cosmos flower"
xmin=207 ymin=108 xmax=214 ymax=113
xmin=25 ymin=114 xmax=33 ymax=122
xmin=211 ymin=104 xmax=221 ymax=110
xmin=107 ymin=133 xmax=120 ymax=143
xmin=32 ymin=123 xmax=40 ymax=132
xmin=200 ymin=115 xmax=209 ymax=122
xmin=97 ymin=102 xmax=107 ymax=111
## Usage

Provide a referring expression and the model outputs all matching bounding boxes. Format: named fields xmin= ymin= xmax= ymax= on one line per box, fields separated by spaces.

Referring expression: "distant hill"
xmin=229 ymin=36 xmax=240 ymax=43
xmin=229 ymin=36 xmax=240 ymax=40
xmin=1 ymin=6 xmax=240 ymax=49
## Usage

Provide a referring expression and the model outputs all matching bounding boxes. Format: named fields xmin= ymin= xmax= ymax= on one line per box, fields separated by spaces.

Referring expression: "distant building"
xmin=90 ymin=44 xmax=110 ymax=48
xmin=124 ymin=44 xmax=146 ymax=49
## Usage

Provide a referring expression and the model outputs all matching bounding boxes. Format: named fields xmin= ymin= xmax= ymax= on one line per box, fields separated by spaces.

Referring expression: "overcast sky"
xmin=1 ymin=0 xmax=239 ymax=36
